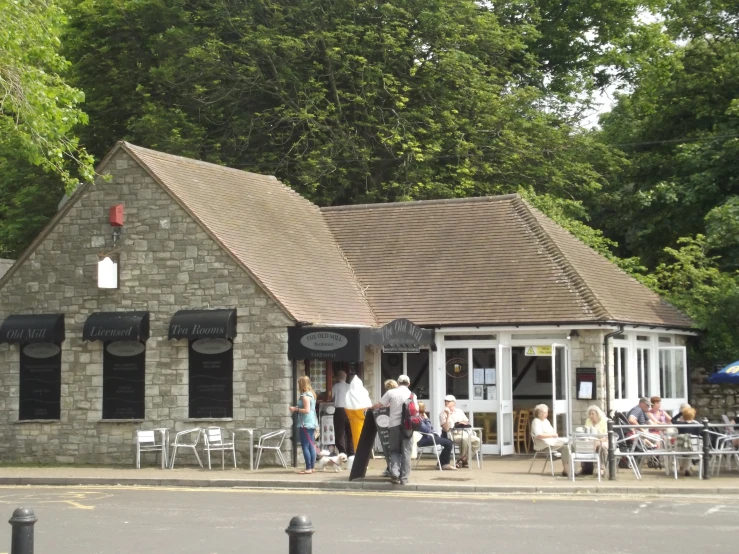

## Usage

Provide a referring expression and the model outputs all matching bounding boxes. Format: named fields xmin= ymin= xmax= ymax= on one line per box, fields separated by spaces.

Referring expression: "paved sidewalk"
xmin=1 ymin=455 xmax=738 ymax=496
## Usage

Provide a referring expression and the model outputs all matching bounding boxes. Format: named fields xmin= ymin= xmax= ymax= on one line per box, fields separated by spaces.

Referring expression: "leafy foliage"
xmin=63 ymin=0 xmax=615 ymax=206
xmin=0 ymin=0 xmax=94 ymax=190
xmin=653 ymin=236 xmax=739 ymax=363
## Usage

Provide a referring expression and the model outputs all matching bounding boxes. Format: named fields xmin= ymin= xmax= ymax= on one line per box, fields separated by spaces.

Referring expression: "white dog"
xmin=315 ymin=450 xmax=348 ymax=472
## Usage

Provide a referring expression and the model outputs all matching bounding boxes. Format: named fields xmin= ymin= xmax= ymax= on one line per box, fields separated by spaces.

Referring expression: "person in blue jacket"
xmin=417 ymin=402 xmax=456 ymax=470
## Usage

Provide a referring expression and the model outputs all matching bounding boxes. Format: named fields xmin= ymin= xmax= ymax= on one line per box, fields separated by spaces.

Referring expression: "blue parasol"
xmin=708 ymin=361 xmax=739 ymax=384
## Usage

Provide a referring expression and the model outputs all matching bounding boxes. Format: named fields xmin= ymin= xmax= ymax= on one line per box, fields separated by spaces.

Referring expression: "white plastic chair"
xmin=203 ymin=427 xmax=236 ymax=470
xmin=569 ymin=435 xmax=601 ymax=482
xmin=527 ymin=432 xmax=560 ymax=476
xmin=135 ymin=430 xmax=167 ymax=469
xmin=413 ymin=431 xmax=443 ymax=471
xmin=254 ymin=429 xmax=288 ymax=469
xmin=169 ymin=428 xmax=203 ymax=469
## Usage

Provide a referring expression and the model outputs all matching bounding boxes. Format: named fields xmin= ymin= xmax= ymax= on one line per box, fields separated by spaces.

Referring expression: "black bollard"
xmin=285 ymin=515 xmax=314 ymax=554
xmin=607 ymin=418 xmax=616 ymax=481
xmin=9 ymin=507 xmax=37 ymax=554
xmin=701 ymin=418 xmax=711 ymax=480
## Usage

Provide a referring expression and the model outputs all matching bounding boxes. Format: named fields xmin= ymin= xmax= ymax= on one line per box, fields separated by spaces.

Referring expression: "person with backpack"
xmin=371 ymin=374 xmax=417 ymax=484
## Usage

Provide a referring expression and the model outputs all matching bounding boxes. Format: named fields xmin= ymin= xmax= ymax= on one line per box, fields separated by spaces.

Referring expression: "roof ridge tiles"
xmin=320 ymin=194 xmax=520 ymax=212
xmin=513 ymin=198 xmax=611 ymax=321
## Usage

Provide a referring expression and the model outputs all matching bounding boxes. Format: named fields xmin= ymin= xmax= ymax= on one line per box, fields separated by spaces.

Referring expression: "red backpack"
xmin=403 ymin=392 xmax=422 ymax=432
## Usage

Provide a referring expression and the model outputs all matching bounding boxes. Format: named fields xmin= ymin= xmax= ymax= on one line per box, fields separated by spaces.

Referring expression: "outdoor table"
xmin=152 ymin=428 xmax=171 ymax=469
xmin=233 ymin=428 xmax=259 ymax=470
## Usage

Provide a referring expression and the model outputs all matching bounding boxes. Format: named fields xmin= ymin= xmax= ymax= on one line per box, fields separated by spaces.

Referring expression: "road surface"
xmin=0 ymin=486 xmax=736 ymax=553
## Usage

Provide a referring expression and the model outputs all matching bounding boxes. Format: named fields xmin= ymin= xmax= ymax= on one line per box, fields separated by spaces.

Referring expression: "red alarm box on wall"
xmin=109 ymin=204 xmax=124 ymax=227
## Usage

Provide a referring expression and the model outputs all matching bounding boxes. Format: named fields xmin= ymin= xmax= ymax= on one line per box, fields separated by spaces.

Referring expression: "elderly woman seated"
xmin=532 ymin=403 xmax=571 ymax=477
xmin=579 ymin=405 xmax=608 ymax=476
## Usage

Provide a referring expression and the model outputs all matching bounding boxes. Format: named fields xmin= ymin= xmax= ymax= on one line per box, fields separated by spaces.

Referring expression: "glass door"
xmin=498 ymin=345 xmax=514 ymax=455
xmin=551 ymin=344 xmax=570 ymax=435
xmin=444 ymin=346 xmax=499 ymax=454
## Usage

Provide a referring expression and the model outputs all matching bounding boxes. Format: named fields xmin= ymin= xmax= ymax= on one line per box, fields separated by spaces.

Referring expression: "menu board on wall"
xmin=19 ymin=342 xmax=61 ymax=420
xmin=188 ymin=338 xmax=233 ymax=418
xmin=103 ymin=341 xmax=146 ymax=419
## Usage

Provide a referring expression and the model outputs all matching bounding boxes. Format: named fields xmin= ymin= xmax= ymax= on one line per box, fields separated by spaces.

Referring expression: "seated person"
xmin=416 ymin=402 xmax=456 ymax=470
xmin=580 ymin=405 xmax=608 ymax=475
xmin=439 ymin=395 xmax=481 ymax=468
xmin=627 ymin=396 xmax=651 ymax=427
xmin=531 ymin=403 xmax=570 ymax=477
xmin=647 ymin=396 xmax=671 ymax=427
xmin=627 ymin=396 xmax=657 ymax=447
xmin=672 ymin=405 xmax=701 ymax=477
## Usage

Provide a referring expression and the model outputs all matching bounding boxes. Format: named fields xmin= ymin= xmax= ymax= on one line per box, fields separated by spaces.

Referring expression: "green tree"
xmin=653 ymin=236 xmax=739 ymax=364
xmin=63 ymin=0 xmax=615 ymax=206
xmin=0 ymin=139 xmax=64 ymax=257
xmin=594 ymin=2 xmax=739 ymax=268
xmin=0 ymin=0 xmax=94 ymax=190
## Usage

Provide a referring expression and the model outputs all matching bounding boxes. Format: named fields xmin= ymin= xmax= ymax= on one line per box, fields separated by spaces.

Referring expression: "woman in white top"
xmin=531 ymin=404 xmax=570 ymax=477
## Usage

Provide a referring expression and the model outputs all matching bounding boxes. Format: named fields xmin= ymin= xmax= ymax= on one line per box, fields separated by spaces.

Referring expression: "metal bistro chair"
xmin=135 ymin=429 xmax=167 ymax=469
xmin=254 ymin=429 xmax=288 ymax=469
xmin=569 ymin=434 xmax=601 ymax=482
xmin=527 ymin=432 xmax=560 ymax=476
xmin=413 ymin=431 xmax=444 ymax=471
xmin=169 ymin=428 xmax=204 ymax=469
xmin=203 ymin=427 xmax=237 ymax=470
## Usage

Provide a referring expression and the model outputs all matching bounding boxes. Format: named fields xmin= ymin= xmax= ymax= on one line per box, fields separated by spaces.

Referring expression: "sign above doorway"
xmin=524 ymin=345 xmax=553 ymax=356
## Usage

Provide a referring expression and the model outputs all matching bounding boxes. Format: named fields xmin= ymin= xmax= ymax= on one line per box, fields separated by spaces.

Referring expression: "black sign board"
xmin=84 ymin=312 xmax=150 ymax=342
xmin=169 ymin=309 xmax=237 ymax=340
xmin=288 ymin=327 xmax=364 ymax=362
xmin=0 ymin=314 xmax=65 ymax=344
xmin=373 ymin=407 xmax=392 ymax=467
xmin=19 ymin=342 xmax=61 ymax=420
xmin=188 ymin=338 xmax=233 ymax=418
xmin=103 ymin=341 xmax=146 ymax=419
xmin=349 ymin=409 xmax=377 ymax=481
xmin=366 ymin=319 xmax=436 ymax=353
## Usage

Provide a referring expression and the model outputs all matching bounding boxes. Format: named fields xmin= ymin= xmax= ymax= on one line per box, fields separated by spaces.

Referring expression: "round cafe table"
xmin=232 ymin=428 xmax=259 ymax=470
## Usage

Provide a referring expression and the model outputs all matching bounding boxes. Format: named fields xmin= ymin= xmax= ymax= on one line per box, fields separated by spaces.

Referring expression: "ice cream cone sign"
xmin=344 ymin=376 xmax=372 ymax=453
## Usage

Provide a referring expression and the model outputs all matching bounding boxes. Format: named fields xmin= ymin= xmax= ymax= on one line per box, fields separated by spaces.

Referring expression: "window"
xmin=658 ymin=336 xmax=673 ymax=344
xmin=381 ymin=351 xmax=430 ymax=398
xmin=445 ymin=348 xmax=469 ymax=400
xmin=659 ymin=347 xmax=686 ymax=399
xmin=636 ymin=348 xmax=651 ymax=399
xmin=103 ymin=341 xmax=146 ymax=419
xmin=19 ymin=342 xmax=61 ymax=420
xmin=188 ymin=338 xmax=233 ymax=418
xmin=613 ymin=346 xmax=628 ymax=399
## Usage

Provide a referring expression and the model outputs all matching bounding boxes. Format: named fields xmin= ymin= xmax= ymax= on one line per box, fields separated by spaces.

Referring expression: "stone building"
xmin=0 ymin=142 xmax=694 ymax=464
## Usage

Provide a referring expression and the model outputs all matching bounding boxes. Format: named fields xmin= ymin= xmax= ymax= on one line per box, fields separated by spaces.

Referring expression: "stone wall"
xmin=569 ymin=330 xmax=606 ymax=426
xmin=0 ymin=149 xmax=294 ymax=465
xmin=690 ymin=366 xmax=739 ymax=420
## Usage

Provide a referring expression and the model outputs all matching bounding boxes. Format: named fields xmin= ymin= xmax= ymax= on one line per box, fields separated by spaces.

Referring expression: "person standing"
xmin=332 ymin=370 xmax=353 ymax=456
xmin=372 ymin=374 xmax=416 ymax=484
xmin=290 ymin=375 xmax=318 ymax=474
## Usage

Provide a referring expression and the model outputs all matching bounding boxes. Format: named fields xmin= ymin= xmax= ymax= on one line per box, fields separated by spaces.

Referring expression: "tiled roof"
xmin=0 ymin=259 xmax=14 ymax=280
xmin=121 ymin=143 xmax=376 ymax=326
xmin=321 ymin=195 xmax=692 ymax=328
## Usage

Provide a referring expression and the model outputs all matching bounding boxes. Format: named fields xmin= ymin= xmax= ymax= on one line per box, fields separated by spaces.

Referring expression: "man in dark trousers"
xmin=332 ymin=370 xmax=353 ymax=455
